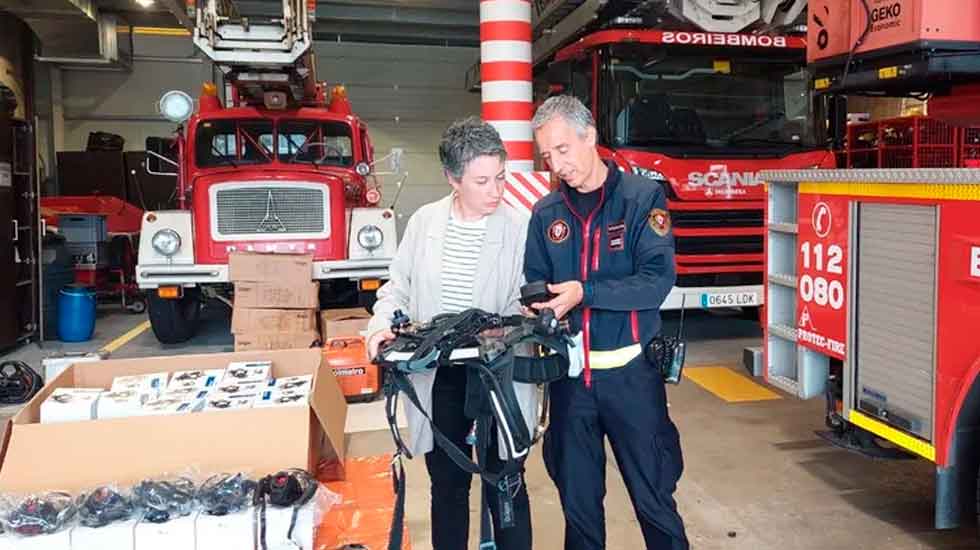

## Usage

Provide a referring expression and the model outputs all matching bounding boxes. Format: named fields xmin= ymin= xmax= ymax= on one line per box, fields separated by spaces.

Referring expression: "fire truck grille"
xmin=215 ymin=186 xmax=326 ymax=236
xmin=671 ymin=209 xmax=764 ymax=228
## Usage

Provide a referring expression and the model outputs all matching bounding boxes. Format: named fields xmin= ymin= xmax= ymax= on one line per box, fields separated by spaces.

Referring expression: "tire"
xmin=358 ymin=289 xmax=377 ymax=314
xmin=147 ymin=288 xmax=202 ymax=344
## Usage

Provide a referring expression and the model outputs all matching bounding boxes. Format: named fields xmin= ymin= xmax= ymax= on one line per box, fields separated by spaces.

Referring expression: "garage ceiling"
xmin=101 ymin=0 xmax=480 ymax=46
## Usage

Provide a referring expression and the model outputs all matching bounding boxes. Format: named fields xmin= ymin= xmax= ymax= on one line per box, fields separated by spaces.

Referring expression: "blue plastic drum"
xmin=57 ymin=286 xmax=97 ymax=342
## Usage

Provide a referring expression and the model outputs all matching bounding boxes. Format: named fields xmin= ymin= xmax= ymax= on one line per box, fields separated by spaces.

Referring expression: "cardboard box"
xmin=139 ymin=397 xmax=203 ymax=416
xmin=167 ymin=369 xmax=224 ymax=391
xmin=40 ymin=388 xmax=103 ymax=423
xmin=204 ymin=394 xmax=257 ymax=411
xmin=234 ymin=281 xmax=320 ymax=309
xmin=271 ymin=375 xmax=313 ymax=394
xmin=254 ymin=390 xmax=309 ymax=408
xmin=229 ymin=252 xmax=312 ymax=284
xmin=0 ymin=349 xmax=348 ymax=494
xmin=232 ymin=309 xmax=317 ymax=334
xmin=212 ymin=381 xmax=267 ymax=397
xmin=96 ymin=390 xmax=145 ymax=420
xmin=320 ymin=308 xmax=371 ymax=339
xmin=235 ymin=331 xmax=321 ymax=352
xmin=223 ymin=361 xmax=272 ymax=384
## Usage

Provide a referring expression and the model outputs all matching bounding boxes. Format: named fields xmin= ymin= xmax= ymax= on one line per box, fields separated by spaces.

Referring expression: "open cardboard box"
xmin=0 ymin=349 xmax=347 ymax=494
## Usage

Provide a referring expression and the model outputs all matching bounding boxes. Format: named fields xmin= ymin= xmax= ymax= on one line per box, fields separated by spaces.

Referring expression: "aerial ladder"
xmin=187 ymin=0 xmax=325 ymax=108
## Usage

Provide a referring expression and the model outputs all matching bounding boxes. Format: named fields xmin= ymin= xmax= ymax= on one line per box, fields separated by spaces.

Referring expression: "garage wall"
xmin=314 ymin=41 xmax=482 ymax=232
xmin=38 ymin=33 xmax=481 ymax=237
xmin=59 ymin=34 xmax=213 ymax=152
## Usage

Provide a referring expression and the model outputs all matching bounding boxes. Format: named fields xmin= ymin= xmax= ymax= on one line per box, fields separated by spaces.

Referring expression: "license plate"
xmin=700 ymin=292 xmax=759 ymax=308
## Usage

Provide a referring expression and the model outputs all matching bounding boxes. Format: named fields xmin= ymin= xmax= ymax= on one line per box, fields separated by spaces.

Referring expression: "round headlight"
xmin=355 ymin=162 xmax=371 ymax=176
xmin=159 ymin=90 xmax=194 ymax=124
xmin=152 ymin=229 xmax=182 ymax=256
xmin=357 ymin=225 xmax=383 ymax=250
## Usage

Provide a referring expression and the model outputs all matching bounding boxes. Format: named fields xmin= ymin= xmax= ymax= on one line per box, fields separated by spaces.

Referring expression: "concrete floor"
xmin=3 ymin=305 xmax=978 ymax=549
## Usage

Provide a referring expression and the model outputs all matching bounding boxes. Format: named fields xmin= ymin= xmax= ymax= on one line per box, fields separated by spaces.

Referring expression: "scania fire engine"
xmin=532 ymin=0 xmax=836 ymax=316
xmin=136 ymin=0 xmax=396 ymax=343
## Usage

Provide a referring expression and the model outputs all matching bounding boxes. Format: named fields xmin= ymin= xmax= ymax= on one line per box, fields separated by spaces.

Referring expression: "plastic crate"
xmin=58 ymin=214 xmax=108 ymax=243
xmin=844 ymin=116 xmax=959 ymax=169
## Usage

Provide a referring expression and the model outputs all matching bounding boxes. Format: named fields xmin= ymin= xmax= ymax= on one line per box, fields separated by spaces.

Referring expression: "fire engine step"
xmin=814 ymin=427 xmax=915 ymax=461
xmin=684 ymin=365 xmax=782 ymax=403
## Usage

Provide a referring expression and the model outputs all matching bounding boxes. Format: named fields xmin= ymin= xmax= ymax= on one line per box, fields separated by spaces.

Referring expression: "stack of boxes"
xmin=229 ymin=252 xmax=320 ymax=351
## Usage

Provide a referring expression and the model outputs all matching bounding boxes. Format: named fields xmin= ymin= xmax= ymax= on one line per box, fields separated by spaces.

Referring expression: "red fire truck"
xmin=532 ymin=1 xmax=835 ymax=316
xmin=137 ymin=0 xmax=396 ymax=343
xmin=765 ymin=0 xmax=980 ymax=532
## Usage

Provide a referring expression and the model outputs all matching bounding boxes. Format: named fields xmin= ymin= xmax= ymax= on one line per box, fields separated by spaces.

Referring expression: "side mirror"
xmin=145 ymin=136 xmax=178 ymax=176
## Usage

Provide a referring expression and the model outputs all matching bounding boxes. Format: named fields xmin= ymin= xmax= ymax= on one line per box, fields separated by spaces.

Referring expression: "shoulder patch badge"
xmin=648 ymin=208 xmax=671 ymax=237
xmin=547 ymin=219 xmax=571 ymax=244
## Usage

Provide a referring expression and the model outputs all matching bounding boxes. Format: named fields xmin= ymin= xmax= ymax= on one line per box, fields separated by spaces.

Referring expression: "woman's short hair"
xmin=439 ymin=116 xmax=507 ymax=180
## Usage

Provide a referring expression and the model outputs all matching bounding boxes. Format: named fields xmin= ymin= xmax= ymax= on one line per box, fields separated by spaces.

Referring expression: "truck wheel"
xmin=358 ymin=289 xmax=377 ymax=314
xmin=147 ymin=288 xmax=201 ymax=344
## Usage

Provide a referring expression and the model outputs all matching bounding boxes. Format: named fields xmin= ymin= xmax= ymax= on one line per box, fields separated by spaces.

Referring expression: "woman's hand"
xmin=367 ymin=328 xmax=396 ymax=360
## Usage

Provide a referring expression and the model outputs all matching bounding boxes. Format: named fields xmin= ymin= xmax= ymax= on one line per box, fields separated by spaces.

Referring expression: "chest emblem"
xmin=649 ymin=208 xmax=671 ymax=237
xmin=547 ymin=219 xmax=571 ymax=244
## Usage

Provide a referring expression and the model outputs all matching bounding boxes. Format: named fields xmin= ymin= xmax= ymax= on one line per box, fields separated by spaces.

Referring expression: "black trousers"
xmin=424 ymin=365 xmax=532 ymax=550
xmin=543 ymin=357 xmax=689 ymax=550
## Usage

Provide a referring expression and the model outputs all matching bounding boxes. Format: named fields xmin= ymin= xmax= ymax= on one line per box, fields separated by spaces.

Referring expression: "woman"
xmin=366 ymin=116 xmax=535 ymax=550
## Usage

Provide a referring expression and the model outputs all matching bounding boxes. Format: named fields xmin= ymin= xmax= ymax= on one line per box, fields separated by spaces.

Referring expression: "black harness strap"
xmin=381 ymin=309 xmax=571 ymax=550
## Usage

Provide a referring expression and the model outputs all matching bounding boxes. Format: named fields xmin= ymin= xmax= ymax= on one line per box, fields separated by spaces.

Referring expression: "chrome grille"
xmin=215 ymin=186 xmax=326 ymax=236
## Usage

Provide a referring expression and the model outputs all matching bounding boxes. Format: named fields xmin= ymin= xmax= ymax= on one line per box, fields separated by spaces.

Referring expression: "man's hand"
xmin=367 ymin=328 xmax=396 ymax=360
xmin=531 ymin=281 xmax=584 ymax=320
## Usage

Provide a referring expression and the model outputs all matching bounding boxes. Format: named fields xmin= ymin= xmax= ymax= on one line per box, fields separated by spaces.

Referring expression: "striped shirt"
xmin=440 ymin=213 xmax=487 ymax=313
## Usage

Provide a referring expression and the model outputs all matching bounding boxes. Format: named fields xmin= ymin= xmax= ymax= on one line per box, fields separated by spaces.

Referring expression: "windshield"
xmin=194 ymin=119 xmax=355 ymax=169
xmin=602 ymin=44 xmax=817 ymax=154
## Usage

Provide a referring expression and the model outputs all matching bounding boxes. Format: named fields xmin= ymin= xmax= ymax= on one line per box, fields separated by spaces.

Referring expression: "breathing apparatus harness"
xmin=376 ymin=296 xmax=572 ymax=550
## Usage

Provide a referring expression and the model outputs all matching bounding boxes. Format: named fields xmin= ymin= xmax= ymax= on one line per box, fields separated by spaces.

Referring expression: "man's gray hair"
xmin=439 ymin=116 xmax=507 ymax=180
xmin=531 ymin=95 xmax=595 ymax=136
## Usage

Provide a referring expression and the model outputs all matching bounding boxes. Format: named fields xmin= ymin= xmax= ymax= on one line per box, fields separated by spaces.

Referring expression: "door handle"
xmin=11 ymin=219 xmax=17 ymax=242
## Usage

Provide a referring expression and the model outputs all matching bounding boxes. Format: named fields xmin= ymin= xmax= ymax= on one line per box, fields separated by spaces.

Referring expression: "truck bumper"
xmin=661 ymin=284 xmax=763 ymax=310
xmin=137 ymin=259 xmax=391 ymax=288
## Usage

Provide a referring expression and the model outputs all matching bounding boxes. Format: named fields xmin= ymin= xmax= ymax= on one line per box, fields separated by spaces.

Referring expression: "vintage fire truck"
xmin=531 ymin=0 xmax=835 ymax=316
xmin=136 ymin=0 xmax=396 ymax=343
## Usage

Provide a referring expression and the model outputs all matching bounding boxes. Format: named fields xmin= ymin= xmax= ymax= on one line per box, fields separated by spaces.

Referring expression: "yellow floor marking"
xmin=683 ymin=366 xmax=782 ymax=403
xmin=100 ymin=320 xmax=151 ymax=354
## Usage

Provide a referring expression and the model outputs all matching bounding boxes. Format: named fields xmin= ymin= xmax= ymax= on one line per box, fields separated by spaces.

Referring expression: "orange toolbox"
xmin=322 ymin=337 xmax=383 ymax=403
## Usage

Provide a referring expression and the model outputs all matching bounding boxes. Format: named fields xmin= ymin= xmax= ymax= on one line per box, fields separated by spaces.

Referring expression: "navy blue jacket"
xmin=524 ymin=161 xmax=676 ymax=356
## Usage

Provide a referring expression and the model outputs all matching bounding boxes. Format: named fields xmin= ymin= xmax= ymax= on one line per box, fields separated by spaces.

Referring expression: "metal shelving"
xmin=764 ymin=177 xmax=828 ymax=400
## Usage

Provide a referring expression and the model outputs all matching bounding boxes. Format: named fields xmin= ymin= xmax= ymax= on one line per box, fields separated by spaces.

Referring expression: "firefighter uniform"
xmin=524 ymin=161 xmax=689 ymax=550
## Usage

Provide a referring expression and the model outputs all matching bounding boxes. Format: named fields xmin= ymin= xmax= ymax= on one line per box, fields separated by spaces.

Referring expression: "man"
xmin=524 ymin=95 xmax=688 ymax=550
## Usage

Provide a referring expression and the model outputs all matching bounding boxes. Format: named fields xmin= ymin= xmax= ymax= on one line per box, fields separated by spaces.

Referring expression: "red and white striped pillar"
xmin=480 ymin=0 xmax=534 ymax=173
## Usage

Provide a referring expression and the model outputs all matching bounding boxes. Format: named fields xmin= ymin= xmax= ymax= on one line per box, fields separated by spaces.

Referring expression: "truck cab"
xmin=543 ymin=28 xmax=836 ymax=313
xmin=137 ymin=86 xmax=396 ymax=343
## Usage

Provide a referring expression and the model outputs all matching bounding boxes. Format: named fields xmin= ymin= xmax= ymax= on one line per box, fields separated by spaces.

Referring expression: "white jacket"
xmin=367 ymin=194 xmax=537 ymax=459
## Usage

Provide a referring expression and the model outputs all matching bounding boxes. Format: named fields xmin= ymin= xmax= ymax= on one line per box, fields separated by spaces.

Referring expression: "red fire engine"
xmin=763 ymin=0 xmax=980 ymax=532
xmin=137 ymin=0 xmax=397 ymax=343
xmin=531 ymin=0 xmax=834 ymax=316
